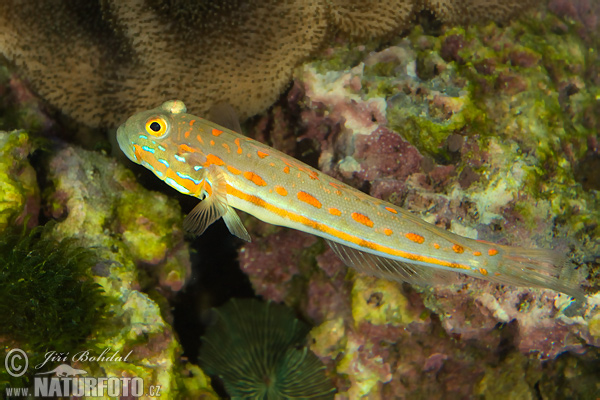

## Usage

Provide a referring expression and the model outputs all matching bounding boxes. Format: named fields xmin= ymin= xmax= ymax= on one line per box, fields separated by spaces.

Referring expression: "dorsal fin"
xmin=208 ymin=102 xmax=243 ymax=134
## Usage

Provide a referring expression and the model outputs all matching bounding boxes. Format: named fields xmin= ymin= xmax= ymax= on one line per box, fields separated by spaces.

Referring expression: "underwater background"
xmin=0 ymin=0 xmax=599 ymax=398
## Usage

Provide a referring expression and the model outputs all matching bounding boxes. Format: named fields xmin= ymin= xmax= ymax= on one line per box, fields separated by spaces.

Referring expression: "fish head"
xmin=117 ymin=100 xmax=188 ymax=164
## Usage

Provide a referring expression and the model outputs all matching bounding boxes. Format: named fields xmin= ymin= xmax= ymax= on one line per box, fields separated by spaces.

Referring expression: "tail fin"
xmin=479 ymin=246 xmax=585 ymax=301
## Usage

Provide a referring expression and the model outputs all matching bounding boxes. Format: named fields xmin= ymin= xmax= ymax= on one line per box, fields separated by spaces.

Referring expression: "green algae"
xmin=0 ymin=130 xmax=38 ymax=230
xmin=310 ymin=40 xmax=380 ymax=76
xmin=480 ymin=350 xmax=600 ymax=400
xmin=0 ymin=224 xmax=108 ymax=351
xmin=475 ymin=352 xmax=541 ymax=400
xmin=0 ymin=224 xmax=110 ymax=394
xmin=589 ymin=314 xmax=600 ymax=339
xmin=176 ymin=364 xmax=221 ymax=399
xmin=117 ymin=190 xmax=182 ymax=264
xmin=310 ymin=317 xmax=346 ymax=358
xmin=351 ymin=275 xmax=417 ymax=327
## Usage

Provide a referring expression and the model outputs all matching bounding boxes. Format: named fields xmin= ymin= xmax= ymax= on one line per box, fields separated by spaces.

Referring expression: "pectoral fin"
xmin=183 ymin=166 xmax=251 ymax=242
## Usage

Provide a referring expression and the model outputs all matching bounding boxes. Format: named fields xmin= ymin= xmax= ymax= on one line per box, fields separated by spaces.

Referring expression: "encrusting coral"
xmin=0 ymin=0 xmax=541 ymax=128
xmin=200 ymin=298 xmax=335 ymax=399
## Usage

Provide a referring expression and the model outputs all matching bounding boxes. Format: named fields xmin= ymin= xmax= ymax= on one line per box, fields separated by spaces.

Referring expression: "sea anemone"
xmin=200 ymin=298 xmax=335 ymax=399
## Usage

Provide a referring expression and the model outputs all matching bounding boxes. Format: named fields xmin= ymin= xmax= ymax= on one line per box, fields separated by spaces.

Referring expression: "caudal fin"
xmin=479 ymin=246 xmax=585 ymax=301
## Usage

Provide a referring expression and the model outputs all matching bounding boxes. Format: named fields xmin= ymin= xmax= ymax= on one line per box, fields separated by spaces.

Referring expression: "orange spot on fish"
xmin=383 ymin=228 xmax=393 ymax=236
xmin=178 ymin=144 xmax=197 ymax=154
xmin=196 ymin=134 xmax=204 ymax=144
xmin=352 ymin=212 xmax=374 ymax=228
xmin=488 ymin=248 xmax=499 ymax=256
xmin=297 ymin=191 xmax=322 ymax=209
xmin=479 ymin=268 xmax=488 ymax=276
xmin=244 ymin=171 xmax=267 ymax=186
xmin=225 ymin=184 xmax=473 ymax=271
xmin=202 ymin=180 xmax=213 ymax=196
xmin=184 ymin=130 xmax=191 ymax=138
xmin=133 ymin=144 xmax=143 ymax=161
xmin=452 ymin=244 xmax=464 ymax=254
xmin=203 ymin=154 xmax=224 ymax=167
xmin=283 ymin=166 xmax=290 ymax=174
xmin=222 ymin=143 xmax=231 ymax=153
xmin=227 ymin=165 xmax=242 ymax=175
xmin=210 ymin=140 xmax=215 ymax=146
xmin=329 ymin=208 xmax=341 ymax=216
xmin=212 ymin=128 xmax=223 ymax=136
xmin=433 ymin=243 xmax=440 ymax=249
xmin=405 ymin=233 xmax=425 ymax=244
xmin=385 ymin=207 xmax=398 ymax=214
xmin=257 ymin=151 xmax=269 ymax=159
xmin=151 ymin=159 xmax=167 ymax=174
xmin=283 ymin=159 xmax=319 ymax=180
xmin=275 ymin=186 xmax=288 ymax=196
xmin=234 ymin=138 xmax=242 ymax=154
xmin=473 ymin=251 xmax=482 ymax=256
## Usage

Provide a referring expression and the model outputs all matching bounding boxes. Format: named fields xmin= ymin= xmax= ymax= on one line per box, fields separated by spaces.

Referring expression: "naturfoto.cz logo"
xmin=4 ymin=348 xmax=161 ymax=398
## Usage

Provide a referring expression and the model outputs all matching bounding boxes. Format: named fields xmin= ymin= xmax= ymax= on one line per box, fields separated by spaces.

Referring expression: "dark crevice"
xmin=574 ymin=153 xmax=600 ymax=191
xmin=171 ymin=194 xmax=255 ymax=364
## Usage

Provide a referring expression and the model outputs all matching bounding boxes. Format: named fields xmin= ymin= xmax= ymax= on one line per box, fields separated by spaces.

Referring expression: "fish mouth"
xmin=116 ymin=124 xmax=137 ymax=163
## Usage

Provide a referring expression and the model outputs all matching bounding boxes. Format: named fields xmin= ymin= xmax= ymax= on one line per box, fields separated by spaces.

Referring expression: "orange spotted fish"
xmin=117 ymin=100 xmax=582 ymax=298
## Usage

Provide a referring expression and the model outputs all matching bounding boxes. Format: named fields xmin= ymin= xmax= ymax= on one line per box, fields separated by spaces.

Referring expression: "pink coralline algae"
xmin=239 ymin=229 xmax=316 ymax=303
xmin=548 ymin=0 xmax=599 ymax=42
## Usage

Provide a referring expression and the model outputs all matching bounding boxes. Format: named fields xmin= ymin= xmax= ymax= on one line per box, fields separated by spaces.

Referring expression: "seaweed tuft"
xmin=0 ymin=224 xmax=107 ymax=352
xmin=200 ymin=298 xmax=335 ymax=399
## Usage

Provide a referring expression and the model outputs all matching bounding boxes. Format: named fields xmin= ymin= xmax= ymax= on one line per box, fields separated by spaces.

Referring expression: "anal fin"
xmin=222 ymin=206 xmax=251 ymax=242
xmin=326 ymin=240 xmax=459 ymax=286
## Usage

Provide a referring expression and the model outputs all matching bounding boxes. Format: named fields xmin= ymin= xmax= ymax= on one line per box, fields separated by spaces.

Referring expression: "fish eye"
xmin=145 ymin=117 xmax=168 ymax=137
